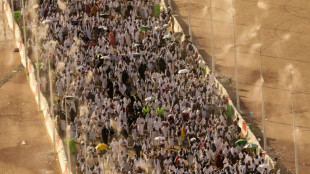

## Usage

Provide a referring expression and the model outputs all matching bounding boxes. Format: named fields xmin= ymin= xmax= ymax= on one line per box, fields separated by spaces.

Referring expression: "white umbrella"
xmin=42 ymin=20 xmax=53 ymax=24
xmin=76 ymin=65 xmax=84 ymax=70
xmin=145 ymin=96 xmax=156 ymax=102
xmin=162 ymin=24 xmax=169 ymax=29
xmin=168 ymin=114 xmax=174 ymax=117
xmin=133 ymin=53 xmax=140 ymax=58
xmin=100 ymin=56 xmax=110 ymax=60
xmin=244 ymin=143 xmax=258 ymax=149
xmin=182 ymin=108 xmax=191 ymax=113
xmin=134 ymin=43 xmax=141 ymax=47
xmin=154 ymin=136 xmax=165 ymax=141
xmin=190 ymin=138 xmax=196 ymax=142
xmin=98 ymin=26 xmax=108 ymax=30
xmin=178 ymin=69 xmax=189 ymax=74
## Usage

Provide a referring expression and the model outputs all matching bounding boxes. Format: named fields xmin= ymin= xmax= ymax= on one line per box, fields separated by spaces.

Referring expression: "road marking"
xmin=0 ymin=64 xmax=24 ymax=89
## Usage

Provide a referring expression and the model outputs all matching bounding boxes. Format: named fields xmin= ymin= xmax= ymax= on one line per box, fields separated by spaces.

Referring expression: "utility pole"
xmin=210 ymin=0 xmax=215 ymax=74
xmin=21 ymin=0 xmax=28 ymax=75
xmin=188 ymin=0 xmax=192 ymax=42
xmin=41 ymin=19 xmax=56 ymax=153
xmin=231 ymin=0 xmax=240 ymax=111
xmin=259 ymin=49 xmax=267 ymax=151
xmin=65 ymin=96 xmax=71 ymax=173
xmin=10 ymin=0 xmax=15 ymax=43
xmin=34 ymin=26 xmax=41 ymax=111
xmin=290 ymin=69 xmax=299 ymax=174
xmin=48 ymin=53 xmax=56 ymax=152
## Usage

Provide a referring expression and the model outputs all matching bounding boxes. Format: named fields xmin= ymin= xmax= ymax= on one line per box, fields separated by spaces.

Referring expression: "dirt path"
xmin=0 ymin=2 xmax=61 ymax=174
xmin=170 ymin=0 xmax=310 ymax=173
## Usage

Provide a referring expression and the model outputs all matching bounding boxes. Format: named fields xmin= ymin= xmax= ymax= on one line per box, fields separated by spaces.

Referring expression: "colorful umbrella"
xmin=140 ymin=26 xmax=151 ymax=31
xmin=235 ymin=139 xmax=247 ymax=146
xmin=95 ymin=143 xmax=108 ymax=151
xmin=96 ymin=54 xmax=103 ymax=59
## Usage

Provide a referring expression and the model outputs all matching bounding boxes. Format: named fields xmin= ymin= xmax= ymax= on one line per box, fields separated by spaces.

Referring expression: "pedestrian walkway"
xmin=0 ymin=2 xmax=61 ymax=173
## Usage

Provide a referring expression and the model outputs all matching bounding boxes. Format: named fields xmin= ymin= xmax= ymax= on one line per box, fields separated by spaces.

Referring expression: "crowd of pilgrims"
xmin=36 ymin=0 xmax=272 ymax=173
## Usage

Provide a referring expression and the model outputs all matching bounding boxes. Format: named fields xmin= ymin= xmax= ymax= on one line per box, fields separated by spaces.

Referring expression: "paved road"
xmin=0 ymin=3 xmax=60 ymax=174
xmin=170 ymin=0 xmax=310 ymax=173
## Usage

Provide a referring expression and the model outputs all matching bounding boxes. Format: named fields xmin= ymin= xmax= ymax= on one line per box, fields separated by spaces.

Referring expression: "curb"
xmin=3 ymin=1 xmax=71 ymax=173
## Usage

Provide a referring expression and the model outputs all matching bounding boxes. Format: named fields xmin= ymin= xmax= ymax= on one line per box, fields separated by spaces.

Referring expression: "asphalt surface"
xmin=170 ymin=0 xmax=310 ymax=173
xmin=0 ymin=3 xmax=60 ymax=174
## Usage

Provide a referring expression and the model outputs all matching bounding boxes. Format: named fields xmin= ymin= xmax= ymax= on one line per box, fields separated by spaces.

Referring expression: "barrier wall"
xmin=3 ymin=1 xmax=71 ymax=173
xmin=160 ymin=0 xmax=274 ymax=168
xmin=3 ymin=0 xmax=272 ymax=171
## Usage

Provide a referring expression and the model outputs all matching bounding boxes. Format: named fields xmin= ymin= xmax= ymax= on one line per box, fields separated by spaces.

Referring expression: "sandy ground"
xmin=170 ymin=0 xmax=310 ymax=173
xmin=0 ymin=3 xmax=61 ymax=174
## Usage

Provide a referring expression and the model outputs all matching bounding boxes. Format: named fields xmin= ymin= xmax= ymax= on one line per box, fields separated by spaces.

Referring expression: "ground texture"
xmin=170 ymin=0 xmax=310 ymax=173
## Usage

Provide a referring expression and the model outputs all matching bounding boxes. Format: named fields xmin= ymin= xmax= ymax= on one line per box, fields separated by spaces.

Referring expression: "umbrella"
xmin=258 ymin=164 xmax=270 ymax=170
xmin=235 ymin=139 xmax=247 ymax=146
xmin=76 ymin=65 xmax=85 ymax=70
xmin=98 ymin=26 xmax=108 ymax=30
xmin=95 ymin=143 xmax=108 ymax=151
xmin=133 ymin=53 xmax=141 ymax=58
xmin=168 ymin=114 xmax=174 ymax=117
xmin=100 ymin=56 xmax=110 ymax=60
xmin=178 ymin=69 xmax=189 ymax=74
xmin=134 ymin=43 xmax=141 ymax=47
xmin=190 ymin=138 xmax=196 ymax=142
xmin=244 ymin=143 xmax=258 ymax=149
xmin=162 ymin=24 xmax=169 ymax=29
xmin=155 ymin=27 xmax=161 ymax=31
xmin=182 ymin=108 xmax=191 ymax=113
xmin=154 ymin=136 xmax=165 ymax=141
xmin=42 ymin=19 xmax=53 ymax=24
xmin=96 ymin=54 xmax=103 ymax=59
xmin=65 ymin=96 xmax=76 ymax=100
xmin=100 ymin=13 xmax=109 ymax=18
xmin=140 ymin=26 xmax=151 ymax=31
xmin=163 ymin=34 xmax=173 ymax=39
xmin=54 ymin=99 xmax=60 ymax=103
xmin=145 ymin=96 xmax=156 ymax=102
